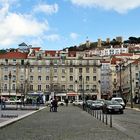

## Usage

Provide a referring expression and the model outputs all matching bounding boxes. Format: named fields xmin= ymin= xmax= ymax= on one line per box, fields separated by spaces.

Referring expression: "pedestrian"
xmin=65 ymin=98 xmax=68 ymax=107
xmin=50 ymin=98 xmax=53 ymax=112
xmin=1 ymin=97 xmax=6 ymax=109
xmin=52 ymin=96 xmax=58 ymax=112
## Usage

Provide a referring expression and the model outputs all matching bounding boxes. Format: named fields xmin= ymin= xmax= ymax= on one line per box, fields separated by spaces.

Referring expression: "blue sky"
xmin=0 ymin=0 xmax=140 ymax=50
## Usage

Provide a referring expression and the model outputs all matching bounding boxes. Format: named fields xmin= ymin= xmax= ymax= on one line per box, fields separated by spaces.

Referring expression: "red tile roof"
xmin=0 ymin=52 xmax=28 ymax=59
xmin=32 ymin=47 xmax=41 ymax=51
xmin=45 ymin=50 xmax=60 ymax=57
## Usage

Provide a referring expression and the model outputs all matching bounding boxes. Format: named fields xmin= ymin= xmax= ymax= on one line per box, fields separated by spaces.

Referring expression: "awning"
xmin=67 ymin=92 xmax=78 ymax=96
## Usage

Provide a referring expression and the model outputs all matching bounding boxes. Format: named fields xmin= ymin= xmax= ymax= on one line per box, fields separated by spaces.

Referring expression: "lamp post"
xmin=129 ymin=63 xmax=133 ymax=108
xmin=9 ymin=71 xmax=12 ymax=97
xmin=115 ymin=64 xmax=125 ymax=98
xmin=82 ymin=78 xmax=85 ymax=110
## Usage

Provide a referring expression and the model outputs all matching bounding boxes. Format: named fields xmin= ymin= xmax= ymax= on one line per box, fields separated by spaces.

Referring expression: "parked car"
xmin=85 ymin=100 xmax=94 ymax=108
xmin=73 ymin=100 xmax=83 ymax=106
xmin=111 ymin=97 xmax=126 ymax=109
xmin=58 ymin=101 xmax=66 ymax=106
xmin=90 ymin=100 xmax=103 ymax=110
xmin=102 ymin=100 xmax=124 ymax=114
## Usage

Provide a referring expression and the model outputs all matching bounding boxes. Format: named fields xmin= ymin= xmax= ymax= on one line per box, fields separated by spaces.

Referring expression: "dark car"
xmin=102 ymin=100 xmax=124 ymax=114
xmin=90 ymin=100 xmax=103 ymax=110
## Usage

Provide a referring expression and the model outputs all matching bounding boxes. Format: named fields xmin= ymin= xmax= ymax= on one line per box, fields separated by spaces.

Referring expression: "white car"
xmin=73 ymin=100 xmax=83 ymax=106
xmin=58 ymin=101 xmax=66 ymax=106
xmin=111 ymin=97 xmax=125 ymax=109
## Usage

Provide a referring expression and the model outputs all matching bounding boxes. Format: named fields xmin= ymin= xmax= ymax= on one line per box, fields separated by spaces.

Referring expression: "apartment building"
xmin=0 ymin=47 xmax=102 ymax=101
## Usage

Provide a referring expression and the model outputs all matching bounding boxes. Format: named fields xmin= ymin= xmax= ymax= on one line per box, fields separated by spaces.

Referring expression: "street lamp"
xmin=129 ymin=63 xmax=133 ymax=108
xmin=9 ymin=71 xmax=12 ymax=97
xmin=82 ymin=78 xmax=85 ymax=110
xmin=115 ymin=64 xmax=125 ymax=98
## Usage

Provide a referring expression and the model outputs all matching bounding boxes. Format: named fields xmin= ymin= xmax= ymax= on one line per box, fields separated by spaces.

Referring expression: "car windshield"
xmin=106 ymin=101 xmax=120 ymax=105
xmin=114 ymin=99 xmax=123 ymax=102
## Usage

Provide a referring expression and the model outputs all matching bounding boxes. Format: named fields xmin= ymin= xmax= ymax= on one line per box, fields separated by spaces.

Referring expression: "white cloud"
xmin=0 ymin=0 xmax=49 ymax=47
xmin=70 ymin=0 xmax=140 ymax=13
xmin=46 ymin=34 xmax=60 ymax=41
xmin=34 ymin=3 xmax=58 ymax=15
xmin=70 ymin=32 xmax=79 ymax=40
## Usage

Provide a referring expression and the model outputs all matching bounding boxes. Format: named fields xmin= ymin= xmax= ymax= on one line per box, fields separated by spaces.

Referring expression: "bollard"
xmin=110 ymin=114 xmax=112 ymax=127
xmin=105 ymin=113 xmax=108 ymax=125
xmin=102 ymin=113 xmax=104 ymax=123
xmin=97 ymin=110 xmax=98 ymax=119
xmin=99 ymin=110 xmax=101 ymax=120
xmin=93 ymin=110 xmax=95 ymax=117
xmin=95 ymin=110 xmax=96 ymax=118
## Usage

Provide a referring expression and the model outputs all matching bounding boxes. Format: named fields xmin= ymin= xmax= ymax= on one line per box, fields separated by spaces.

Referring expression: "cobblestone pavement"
xmin=0 ymin=105 xmax=133 ymax=140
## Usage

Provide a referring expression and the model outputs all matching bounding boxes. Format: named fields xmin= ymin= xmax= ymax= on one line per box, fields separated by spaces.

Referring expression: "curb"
xmin=126 ymin=106 xmax=140 ymax=111
xmin=0 ymin=107 xmax=46 ymax=129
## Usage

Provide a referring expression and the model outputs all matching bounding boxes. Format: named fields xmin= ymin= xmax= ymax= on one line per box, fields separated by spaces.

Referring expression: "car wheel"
xmin=120 ymin=110 xmax=124 ymax=114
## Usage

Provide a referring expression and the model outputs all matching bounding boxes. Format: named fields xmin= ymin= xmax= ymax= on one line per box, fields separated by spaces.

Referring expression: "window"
xmin=38 ymin=85 xmax=41 ymax=91
xmin=46 ymin=67 xmax=50 ymax=72
xmin=20 ymin=67 xmax=24 ymax=72
xmin=93 ymin=76 xmax=96 ymax=81
xmin=13 ymin=59 xmax=16 ymax=64
xmin=86 ymin=67 xmax=89 ymax=73
xmin=38 ymin=76 xmax=41 ymax=81
xmin=62 ymin=59 xmax=65 ymax=65
xmin=20 ymin=84 xmax=24 ymax=90
xmin=79 ymin=76 xmax=82 ymax=81
xmin=54 ymin=59 xmax=57 ymax=65
xmin=5 ymin=59 xmax=8 ymax=64
xmin=46 ymin=85 xmax=50 ymax=90
xmin=13 ymin=75 xmax=16 ymax=81
xmin=70 ymin=76 xmax=73 ymax=81
xmin=4 ymin=75 xmax=8 ymax=80
xmin=79 ymin=68 xmax=82 ymax=73
xmin=93 ymin=67 xmax=96 ymax=73
xmin=69 ymin=85 xmax=73 ymax=90
xmin=20 ymin=75 xmax=24 ymax=80
xmin=46 ymin=76 xmax=49 ymax=80
xmin=86 ymin=85 xmax=89 ymax=90
xmin=4 ymin=84 xmax=7 ymax=91
xmin=30 ymin=67 xmax=34 ymax=72
xmin=4 ymin=67 xmax=8 ymax=71
xmin=79 ymin=85 xmax=82 ymax=90
xmin=62 ymin=76 xmax=65 ymax=81
xmin=30 ymin=76 xmax=33 ymax=81
xmin=13 ymin=66 xmax=16 ymax=73
xmin=21 ymin=60 xmax=24 ymax=65
xmin=61 ymin=85 xmax=65 ymax=91
xmin=38 ymin=67 xmax=42 ymax=72
xmin=53 ymin=76 xmax=57 ymax=81
xmin=136 ymin=82 xmax=139 ymax=87
xmin=86 ymin=76 xmax=90 ymax=81
xmin=135 ymin=73 xmax=139 ymax=80
xmin=54 ymin=68 xmax=57 ymax=73
xmin=93 ymin=85 xmax=96 ymax=90
xmin=30 ymin=85 xmax=33 ymax=91
xmin=62 ymin=68 xmax=65 ymax=73
xmin=70 ymin=68 xmax=73 ymax=73
xmin=12 ymin=84 xmax=16 ymax=90
xmin=54 ymin=85 xmax=58 ymax=90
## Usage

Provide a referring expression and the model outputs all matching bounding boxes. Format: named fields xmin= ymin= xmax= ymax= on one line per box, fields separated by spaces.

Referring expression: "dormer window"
xmin=37 ymin=54 xmax=42 ymax=60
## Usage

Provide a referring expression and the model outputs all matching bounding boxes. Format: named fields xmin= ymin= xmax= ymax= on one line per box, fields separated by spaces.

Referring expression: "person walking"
xmin=65 ymin=98 xmax=68 ymax=107
xmin=50 ymin=98 xmax=53 ymax=112
xmin=52 ymin=96 xmax=58 ymax=112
